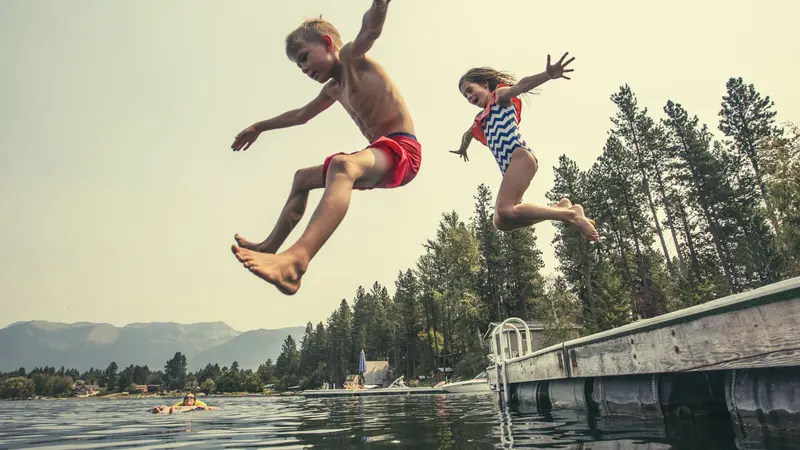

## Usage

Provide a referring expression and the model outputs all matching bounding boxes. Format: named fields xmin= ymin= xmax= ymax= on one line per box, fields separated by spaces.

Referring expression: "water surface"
xmin=0 ymin=393 xmax=796 ymax=449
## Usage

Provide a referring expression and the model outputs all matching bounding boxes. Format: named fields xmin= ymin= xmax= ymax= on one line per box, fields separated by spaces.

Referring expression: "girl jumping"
xmin=450 ymin=52 xmax=599 ymax=241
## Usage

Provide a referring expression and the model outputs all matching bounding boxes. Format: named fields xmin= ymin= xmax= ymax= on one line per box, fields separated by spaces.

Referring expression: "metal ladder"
xmin=489 ymin=318 xmax=532 ymax=407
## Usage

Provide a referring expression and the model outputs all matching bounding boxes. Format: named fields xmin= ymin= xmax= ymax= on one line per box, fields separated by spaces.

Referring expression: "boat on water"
xmin=440 ymin=370 xmax=491 ymax=394
xmin=302 ymin=377 xmax=445 ymax=398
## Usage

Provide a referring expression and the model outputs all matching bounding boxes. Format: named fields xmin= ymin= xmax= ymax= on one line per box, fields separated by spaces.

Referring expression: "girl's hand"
xmin=546 ymin=52 xmax=575 ymax=80
xmin=449 ymin=147 xmax=469 ymax=162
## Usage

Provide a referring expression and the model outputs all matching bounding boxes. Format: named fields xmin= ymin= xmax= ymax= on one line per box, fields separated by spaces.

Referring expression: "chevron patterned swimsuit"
xmin=471 ymin=85 xmax=537 ymax=176
xmin=484 ymin=102 xmax=535 ymax=174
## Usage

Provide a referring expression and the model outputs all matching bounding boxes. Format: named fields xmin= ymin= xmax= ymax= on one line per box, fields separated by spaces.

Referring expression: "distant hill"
xmin=191 ymin=327 xmax=305 ymax=371
xmin=0 ymin=321 xmax=304 ymax=372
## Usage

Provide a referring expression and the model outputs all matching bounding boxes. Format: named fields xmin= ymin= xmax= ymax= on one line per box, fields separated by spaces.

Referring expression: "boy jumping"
xmin=230 ymin=0 xmax=421 ymax=295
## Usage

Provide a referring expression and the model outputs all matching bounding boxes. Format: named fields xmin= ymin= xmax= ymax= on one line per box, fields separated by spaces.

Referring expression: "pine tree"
xmin=415 ymin=253 xmax=440 ymax=374
xmin=611 ymin=85 xmax=674 ymax=274
xmin=104 ymin=361 xmax=119 ymax=392
xmin=351 ymin=285 xmax=372 ymax=362
xmin=499 ymin=226 xmax=545 ymax=319
xmin=274 ymin=335 xmax=300 ymax=390
xmin=588 ymin=259 xmax=633 ymax=331
xmin=663 ymin=100 xmax=738 ymax=292
xmin=163 ymin=353 xmax=186 ymax=391
xmin=590 ymin=136 xmax=667 ymax=318
xmin=532 ymin=276 xmax=583 ymax=345
xmin=719 ymin=77 xmax=783 ymax=233
xmin=422 ymin=212 xmax=481 ymax=372
xmin=762 ymin=122 xmax=800 ymax=274
xmin=472 ymin=184 xmax=504 ymax=320
xmin=325 ymin=299 xmax=352 ymax=386
xmin=298 ymin=322 xmax=315 ymax=376
xmin=647 ymin=124 xmax=690 ymax=275
xmin=368 ymin=282 xmax=393 ymax=361
xmin=312 ymin=322 xmax=327 ymax=386
xmin=394 ymin=269 xmax=421 ymax=378
xmin=665 ymin=99 xmax=783 ymax=292
xmin=547 ymin=155 xmax=594 ymax=316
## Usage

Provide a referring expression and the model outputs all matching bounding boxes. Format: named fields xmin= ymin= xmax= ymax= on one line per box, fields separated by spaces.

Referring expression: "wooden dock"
xmin=489 ymin=276 xmax=800 ymax=388
xmin=302 ymin=387 xmax=445 ymax=398
xmin=486 ymin=276 xmax=800 ymax=435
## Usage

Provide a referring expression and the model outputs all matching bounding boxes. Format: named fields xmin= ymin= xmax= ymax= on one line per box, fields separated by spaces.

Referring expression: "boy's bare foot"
xmin=568 ymin=204 xmax=599 ymax=241
xmin=231 ymin=245 xmax=307 ymax=295
xmin=234 ymin=234 xmax=276 ymax=253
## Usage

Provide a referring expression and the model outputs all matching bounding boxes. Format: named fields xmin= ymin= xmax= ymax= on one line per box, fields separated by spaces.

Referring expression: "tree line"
xmin=0 ymin=351 xmax=288 ymax=399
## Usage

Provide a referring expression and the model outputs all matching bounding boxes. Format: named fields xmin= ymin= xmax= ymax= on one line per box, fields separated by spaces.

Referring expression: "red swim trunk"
xmin=322 ymin=132 xmax=422 ymax=190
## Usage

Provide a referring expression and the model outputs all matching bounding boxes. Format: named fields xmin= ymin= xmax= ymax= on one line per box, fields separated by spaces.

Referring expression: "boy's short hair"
xmin=285 ymin=17 xmax=343 ymax=61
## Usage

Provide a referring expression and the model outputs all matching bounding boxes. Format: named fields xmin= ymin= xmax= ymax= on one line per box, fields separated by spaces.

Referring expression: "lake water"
xmin=0 ymin=393 xmax=797 ymax=449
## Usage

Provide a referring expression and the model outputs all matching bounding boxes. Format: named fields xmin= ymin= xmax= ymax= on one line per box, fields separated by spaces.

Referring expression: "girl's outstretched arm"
xmin=449 ymin=126 xmax=473 ymax=162
xmin=496 ymin=52 xmax=575 ymax=105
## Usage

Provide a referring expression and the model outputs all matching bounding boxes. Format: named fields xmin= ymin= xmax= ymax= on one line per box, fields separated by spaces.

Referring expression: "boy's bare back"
xmin=322 ymin=43 xmax=414 ymax=143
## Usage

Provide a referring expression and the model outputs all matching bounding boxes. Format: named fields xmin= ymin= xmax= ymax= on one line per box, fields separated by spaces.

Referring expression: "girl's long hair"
xmin=458 ymin=67 xmax=516 ymax=91
xmin=458 ymin=67 xmax=536 ymax=99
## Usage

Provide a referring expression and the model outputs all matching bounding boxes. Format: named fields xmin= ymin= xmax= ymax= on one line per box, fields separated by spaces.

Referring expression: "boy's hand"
xmin=546 ymin=52 xmax=575 ymax=80
xmin=232 ymin=125 xmax=261 ymax=152
xmin=449 ymin=147 xmax=469 ymax=162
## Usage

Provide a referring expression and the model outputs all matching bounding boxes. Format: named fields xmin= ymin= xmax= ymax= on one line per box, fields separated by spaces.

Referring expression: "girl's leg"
xmin=494 ymin=149 xmax=598 ymax=240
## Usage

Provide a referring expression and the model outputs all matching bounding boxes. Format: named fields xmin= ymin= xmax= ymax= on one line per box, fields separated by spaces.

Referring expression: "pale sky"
xmin=1 ymin=0 xmax=798 ymax=332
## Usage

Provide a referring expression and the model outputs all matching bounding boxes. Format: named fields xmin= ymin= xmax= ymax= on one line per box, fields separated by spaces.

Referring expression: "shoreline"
xmin=14 ymin=391 xmax=280 ymax=401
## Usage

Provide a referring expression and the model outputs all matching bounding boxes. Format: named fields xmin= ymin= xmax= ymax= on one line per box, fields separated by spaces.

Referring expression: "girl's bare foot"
xmin=568 ymin=204 xmax=599 ymax=241
xmin=554 ymin=198 xmax=596 ymax=226
xmin=234 ymin=234 xmax=276 ymax=253
xmin=231 ymin=245 xmax=307 ymax=295
xmin=554 ymin=198 xmax=572 ymax=208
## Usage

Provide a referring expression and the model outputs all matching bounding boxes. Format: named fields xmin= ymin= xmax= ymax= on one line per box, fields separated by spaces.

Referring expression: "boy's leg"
xmin=231 ymin=147 xmax=394 ymax=295
xmin=235 ymin=165 xmax=324 ymax=253
xmin=494 ymin=149 xmax=598 ymax=240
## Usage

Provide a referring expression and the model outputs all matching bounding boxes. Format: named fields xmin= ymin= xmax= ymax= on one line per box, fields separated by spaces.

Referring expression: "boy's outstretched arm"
xmin=496 ymin=52 xmax=575 ymax=105
xmin=232 ymin=83 xmax=336 ymax=151
xmin=350 ymin=0 xmax=391 ymax=58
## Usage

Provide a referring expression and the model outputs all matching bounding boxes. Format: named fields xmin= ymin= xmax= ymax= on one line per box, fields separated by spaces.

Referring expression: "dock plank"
xmin=504 ymin=347 xmax=566 ymax=383
xmin=569 ymin=296 xmax=800 ymax=377
xmin=565 ymin=277 xmax=800 ymax=348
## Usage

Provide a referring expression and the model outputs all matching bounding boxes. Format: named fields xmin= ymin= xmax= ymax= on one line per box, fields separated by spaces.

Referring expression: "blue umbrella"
xmin=358 ymin=349 xmax=366 ymax=374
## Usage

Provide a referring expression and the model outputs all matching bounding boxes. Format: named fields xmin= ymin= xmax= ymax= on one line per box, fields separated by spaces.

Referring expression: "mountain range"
xmin=0 ymin=320 xmax=305 ymax=372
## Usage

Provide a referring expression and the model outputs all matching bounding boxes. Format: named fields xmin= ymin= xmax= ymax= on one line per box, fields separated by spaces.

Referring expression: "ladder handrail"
xmin=490 ymin=318 xmax=531 ymax=362
xmin=488 ymin=317 xmax=532 ymax=407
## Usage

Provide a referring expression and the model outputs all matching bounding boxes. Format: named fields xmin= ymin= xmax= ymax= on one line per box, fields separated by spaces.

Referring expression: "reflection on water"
xmin=0 ymin=393 xmax=797 ymax=449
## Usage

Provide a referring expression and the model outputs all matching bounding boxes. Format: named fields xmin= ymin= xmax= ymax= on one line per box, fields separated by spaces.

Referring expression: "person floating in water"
xmin=450 ymin=53 xmax=599 ymax=241
xmin=151 ymin=392 xmax=217 ymax=414
xmin=230 ymin=0 xmax=421 ymax=295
